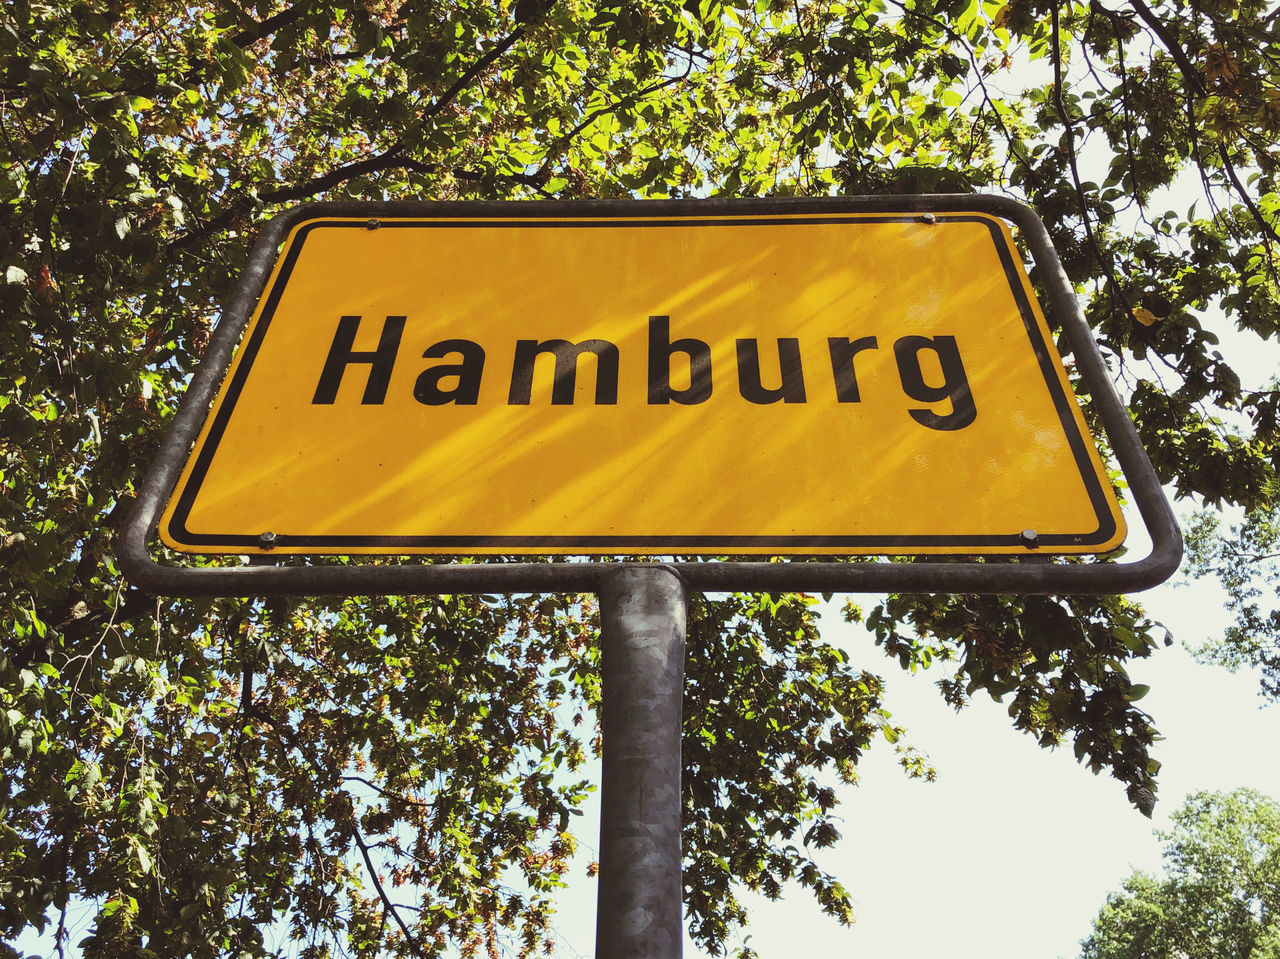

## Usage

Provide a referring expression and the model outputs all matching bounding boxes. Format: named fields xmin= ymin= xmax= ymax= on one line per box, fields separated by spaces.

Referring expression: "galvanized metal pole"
xmin=596 ymin=565 xmax=687 ymax=959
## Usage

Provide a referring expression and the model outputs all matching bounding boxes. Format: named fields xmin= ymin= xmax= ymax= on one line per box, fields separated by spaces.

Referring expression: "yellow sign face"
xmin=161 ymin=211 xmax=1125 ymax=556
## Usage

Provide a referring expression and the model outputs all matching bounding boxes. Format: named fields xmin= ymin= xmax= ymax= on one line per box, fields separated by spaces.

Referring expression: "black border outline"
xmin=162 ymin=212 xmax=1121 ymax=554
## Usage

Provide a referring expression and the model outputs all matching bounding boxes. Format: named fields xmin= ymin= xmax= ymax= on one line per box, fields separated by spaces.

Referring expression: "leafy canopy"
xmin=1079 ymin=788 xmax=1280 ymax=959
xmin=1 ymin=0 xmax=1278 ymax=956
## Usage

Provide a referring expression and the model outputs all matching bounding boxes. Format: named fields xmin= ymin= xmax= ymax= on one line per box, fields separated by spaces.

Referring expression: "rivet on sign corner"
xmin=921 ymin=212 xmax=937 ymax=224
xmin=259 ymin=531 xmax=278 ymax=550
xmin=366 ymin=218 xmax=380 ymax=230
xmin=1019 ymin=528 xmax=1040 ymax=549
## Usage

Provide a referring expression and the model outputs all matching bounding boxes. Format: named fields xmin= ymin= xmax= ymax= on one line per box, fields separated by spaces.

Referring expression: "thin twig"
xmin=343 ymin=774 xmax=433 ymax=809
xmin=1126 ymin=0 xmax=1280 ymax=245
xmin=170 ymin=17 xmax=534 ymax=248
xmin=1051 ymin=4 xmax=1132 ymax=328
xmin=352 ymin=825 xmax=429 ymax=958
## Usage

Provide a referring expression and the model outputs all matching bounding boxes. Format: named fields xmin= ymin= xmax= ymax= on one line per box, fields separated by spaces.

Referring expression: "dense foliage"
xmin=1 ymin=0 xmax=1278 ymax=956
xmin=1079 ymin=789 xmax=1280 ymax=959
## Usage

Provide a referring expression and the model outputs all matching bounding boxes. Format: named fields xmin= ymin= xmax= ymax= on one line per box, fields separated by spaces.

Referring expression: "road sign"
xmin=123 ymin=196 xmax=1182 ymax=596
xmin=159 ymin=206 xmax=1124 ymax=556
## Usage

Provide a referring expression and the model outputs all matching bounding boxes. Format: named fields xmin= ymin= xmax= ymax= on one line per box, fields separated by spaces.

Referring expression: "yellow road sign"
xmin=161 ymin=210 xmax=1125 ymax=555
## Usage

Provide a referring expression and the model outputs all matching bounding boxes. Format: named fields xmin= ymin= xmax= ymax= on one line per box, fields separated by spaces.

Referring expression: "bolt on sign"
xmin=158 ymin=203 xmax=1126 ymax=557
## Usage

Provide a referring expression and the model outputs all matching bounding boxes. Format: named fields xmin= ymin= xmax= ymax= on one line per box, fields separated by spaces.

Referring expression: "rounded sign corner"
xmin=156 ymin=517 xmax=196 ymax=554
xmin=1092 ymin=509 xmax=1129 ymax=556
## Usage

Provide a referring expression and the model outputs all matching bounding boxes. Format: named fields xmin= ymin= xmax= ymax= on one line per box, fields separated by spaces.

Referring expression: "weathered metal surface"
xmin=596 ymin=566 xmax=687 ymax=959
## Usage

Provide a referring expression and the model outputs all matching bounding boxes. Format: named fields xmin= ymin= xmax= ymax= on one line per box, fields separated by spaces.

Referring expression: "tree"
xmin=1185 ymin=505 xmax=1280 ymax=699
xmin=1 ymin=0 xmax=1277 ymax=956
xmin=1079 ymin=788 xmax=1280 ymax=959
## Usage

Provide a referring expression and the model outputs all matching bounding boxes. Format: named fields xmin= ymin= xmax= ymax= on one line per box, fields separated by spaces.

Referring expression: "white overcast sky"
xmin=542 ymin=580 xmax=1280 ymax=959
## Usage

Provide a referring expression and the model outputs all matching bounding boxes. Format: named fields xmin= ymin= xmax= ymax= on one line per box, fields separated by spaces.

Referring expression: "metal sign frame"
xmin=119 ymin=194 xmax=1182 ymax=597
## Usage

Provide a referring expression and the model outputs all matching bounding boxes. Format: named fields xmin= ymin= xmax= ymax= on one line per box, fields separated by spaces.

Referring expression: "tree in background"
xmin=1 ymin=0 xmax=1277 ymax=956
xmin=1079 ymin=789 xmax=1280 ymax=959
xmin=1186 ymin=506 xmax=1280 ymax=700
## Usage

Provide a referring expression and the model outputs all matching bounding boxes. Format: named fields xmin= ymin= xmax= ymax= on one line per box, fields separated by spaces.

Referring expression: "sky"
xmin=541 ymin=580 xmax=1280 ymax=959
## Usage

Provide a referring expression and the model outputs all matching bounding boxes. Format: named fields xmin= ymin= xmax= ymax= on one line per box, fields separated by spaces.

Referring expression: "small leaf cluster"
xmin=869 ymin=589 xmax=1166 ymax=815
xmin=681 ymin=591 xmax=903 ymax=949
xmin=1185 ymin=505 xmax=1280 ymax=699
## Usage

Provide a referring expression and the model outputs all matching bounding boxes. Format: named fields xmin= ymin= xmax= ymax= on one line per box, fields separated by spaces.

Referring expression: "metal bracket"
xmin=118 ymin=194 xmax=1181 ymax=597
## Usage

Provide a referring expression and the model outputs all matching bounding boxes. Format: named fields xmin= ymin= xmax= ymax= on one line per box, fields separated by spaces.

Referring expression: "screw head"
xmin=258 ymin=531 xmax=278 ymax=549
xmin=1018 ymin=528 xmax=1039 ymax=549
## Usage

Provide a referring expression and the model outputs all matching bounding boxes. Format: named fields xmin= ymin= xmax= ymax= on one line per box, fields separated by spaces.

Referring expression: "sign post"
xmin=120 ymin=195 xmax=1183 ymax=959
xmin=597 ymin=566 xmax=687 ymax=959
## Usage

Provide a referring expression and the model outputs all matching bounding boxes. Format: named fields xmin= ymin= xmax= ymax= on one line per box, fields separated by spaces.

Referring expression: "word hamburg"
xmin=312 ymin=314 xmax=977 ymax=432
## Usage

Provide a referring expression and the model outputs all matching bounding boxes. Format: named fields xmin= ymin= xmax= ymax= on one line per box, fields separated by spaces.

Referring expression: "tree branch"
xmin=259 ymin=147 xmax=412 ymax=205
xmin=1217 ymin=145 xmax=1280 ymax=247
xmin=1126 ymin=0 xmax=1207 ymax=95
xmin=7 ymin=583 xmax=155 ymax=673
xmin=245 ymin=702 xmax=427 ymax=955
xmin=352 ymin=819 xmax=428 ymax=958
xmin=1050 ymin=6 xmax=1131 ymax=316
xmin=343 ymin=774 xmax=432 ymax=809
xmin=418 ymin=23 xmax=530 ymax=126
xmin=168 ymin=18 xmax=535 ymax=249
xmin=549 ymin=48 xmax=696 ymax=160
xmin=1125 ymin=0 xmax=1280 ymax=245
xmin=229 ymin=4 xmax=308 ymax=50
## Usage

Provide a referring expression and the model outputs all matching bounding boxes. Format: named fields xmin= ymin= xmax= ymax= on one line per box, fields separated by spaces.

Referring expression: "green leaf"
xmin=1126 ymin=684 xmax=1151 ymax=702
